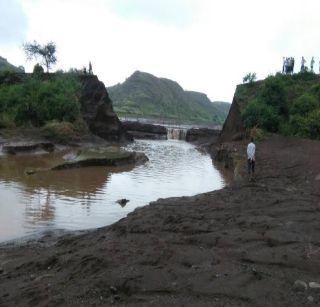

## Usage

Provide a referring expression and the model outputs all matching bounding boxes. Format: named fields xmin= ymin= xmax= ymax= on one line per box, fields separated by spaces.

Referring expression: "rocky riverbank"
xmin=0 ymin=134 xmax=319 ymax=306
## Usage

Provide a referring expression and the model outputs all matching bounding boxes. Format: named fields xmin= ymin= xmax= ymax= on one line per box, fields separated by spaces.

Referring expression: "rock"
xmin=117 ymin=199 xmax=130 ymax=207
xmin=186 ymin=128 xmax=220 ymax=143
xmin=220 ymin=94 xmax=246 ymax=142
xmin=121 ymin=121 xmax=167 ymax=140
xmin=315 ymin=174 xmax=320 ymax=181
xmin=79 ymin=75 xmax=131 ymax=142
xmin=2 ymin=142 xmax=54 ymax=155
xmin=307 ymin=296 xmax=314 ymax=302
xmin=25 ymin=169 xmax=37 ymax=175
xmin=309 ymin=282 xmax=320 ymax=289
xmin=51 ymin=148 xmax=148 ymax=170
xmin=110 ymin=286 xmax=118 ymax=294
xmin=293 ymin=280 xmax=308 ymax=291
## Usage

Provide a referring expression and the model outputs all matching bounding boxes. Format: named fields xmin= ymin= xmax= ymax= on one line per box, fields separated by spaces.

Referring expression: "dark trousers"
xmin=247 ymin=159 xmax=255 ymax=174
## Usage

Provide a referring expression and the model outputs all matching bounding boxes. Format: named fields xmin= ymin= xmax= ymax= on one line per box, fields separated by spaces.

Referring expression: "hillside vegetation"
xmin=238 ymin=72 xmax=320 ymax=140
xmin=0 ymin=56 xmax=24 ymax=73
xmin=108 ymin=71 xmax=230 ymax=124
xmin=0 ymin=70 xmax=90 ymax=142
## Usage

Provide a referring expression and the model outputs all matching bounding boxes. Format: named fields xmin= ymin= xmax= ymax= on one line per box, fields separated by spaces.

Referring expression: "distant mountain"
xmin=0 ymin=56 xmax=24 ymax=72
xmin=108 ymin=71 xmax=230 ymax=124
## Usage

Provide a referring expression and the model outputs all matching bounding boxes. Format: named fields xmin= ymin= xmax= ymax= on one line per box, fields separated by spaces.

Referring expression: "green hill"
xmin=108 ymin=71 xmax=230 ymax=124
xmin=0 ymin=56 xmax=24 ymax=72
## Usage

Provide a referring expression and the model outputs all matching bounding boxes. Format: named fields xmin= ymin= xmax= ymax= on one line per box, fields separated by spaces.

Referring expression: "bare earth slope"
xmin=0 ymin=135 xmax=320 ymax=306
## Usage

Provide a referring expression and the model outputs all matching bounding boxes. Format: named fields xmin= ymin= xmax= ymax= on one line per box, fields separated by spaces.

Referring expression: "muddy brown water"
xmin=0 ymin=140 xmax=226 ymax=242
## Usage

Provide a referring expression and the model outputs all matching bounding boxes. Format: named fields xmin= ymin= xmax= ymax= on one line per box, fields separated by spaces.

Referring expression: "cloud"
xmin=3 ymin=0 xmax=320 ymax=102
xmin=107 ymin=0 xmax=197 ymax=27
xmin=0 ymin=0 xmax=28 ymax=45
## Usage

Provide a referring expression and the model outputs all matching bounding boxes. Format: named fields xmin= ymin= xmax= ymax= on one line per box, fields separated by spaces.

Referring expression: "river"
xmin=0 ymin=139 xmax=226 ymax=243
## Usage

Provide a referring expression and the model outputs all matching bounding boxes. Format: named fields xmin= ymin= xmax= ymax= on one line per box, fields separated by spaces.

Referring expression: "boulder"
xmin=293 ymin=280 xmax=308 ymax=291
xmin=2 ymin=142 xmax=54 ymax=155
xmin=309 ymin=282 xmax=320 ymax=289
xmin=79 ymin=75 xmax=131 ymax=142
xmin=51 ymin=148 xmax=148 ymax=170
xmin=186 ymin=128 xmax=220 ymax=143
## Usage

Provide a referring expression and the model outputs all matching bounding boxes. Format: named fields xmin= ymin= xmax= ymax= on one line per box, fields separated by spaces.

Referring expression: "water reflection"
xmin=0 ymin=140 xmax=226 ymax=242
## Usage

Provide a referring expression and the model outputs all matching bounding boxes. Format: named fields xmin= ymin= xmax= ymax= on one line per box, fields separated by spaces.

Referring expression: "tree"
xmin=33 ymin=63 xmax=44 ymax=76
xmin=23 ymin=41 xmax=57 ymax=73
xmin=243 ymin=72 xmax=257 ymax=84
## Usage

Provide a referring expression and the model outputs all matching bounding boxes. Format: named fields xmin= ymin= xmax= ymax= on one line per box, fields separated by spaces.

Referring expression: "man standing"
xmin=89 ymin=61 xmax=93 ymax=75
xmin=247 ymin=138 xmax=256 ymax=181
xmin=282 ymin=57 xmax=286 ymax=74
xmin=301 ymin=56 xmax=306 ymax=72
xmin=311 ymin=57 xmax=315 ymax=72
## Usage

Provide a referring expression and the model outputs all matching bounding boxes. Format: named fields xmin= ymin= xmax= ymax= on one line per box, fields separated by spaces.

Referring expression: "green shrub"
xmin=305 ymin=109 xmax=320 ymax=139
xmin=289 ymin=114 xmax=308 ymax=137
xmin=0 ymin=113 xmax=15 ymax=129
xmin=289 ymin=110 xmax=320 ymax=140
xmin=290 ymin=93 xmax=318 ymax=116
xmin=242 ymin=98 xmax=280 ymax=132
xmin=243 ymin=73 xmax=257 ymax=84
xmin=0 ymin=74 xmax=81 ymax=127
xmin=259 ymin=76 xmax=287 ymax=115
xmin=33 ymin=64 xmax=44 ymax=76
xmin=73 ymin=117 xmax=89 ymax=134
xmin=250 ymin=127 xmax=268 ymax=142
xmin=42 ymin=121 xmax=77 ymax=143
xmin=292 ymin=71 xmax=318 ymax=81
xmin=0 ymin=70 xmax=20 ymax=85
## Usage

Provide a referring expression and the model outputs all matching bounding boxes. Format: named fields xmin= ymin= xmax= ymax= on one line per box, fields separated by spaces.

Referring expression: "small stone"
xmin=110 ymin=286 xmax=118 ymax=294
xmin=308 ymin=296 xmax=314 ymax=302
xmin=116 ymin=199 xmax=130 ymax=207
xmin=309 ymin=282 xmax=320 ymax=289
xmin=25 ymin=169 xmax=36 ymax=175
xmin=293 ymin=280 xmax=308 ymax=291
xmin=315 ymin=174 xmax=320 ymax=181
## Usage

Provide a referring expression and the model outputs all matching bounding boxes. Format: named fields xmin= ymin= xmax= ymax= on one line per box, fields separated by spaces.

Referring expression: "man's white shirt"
xmin=247 ymin=142 xmax=256 ymax=160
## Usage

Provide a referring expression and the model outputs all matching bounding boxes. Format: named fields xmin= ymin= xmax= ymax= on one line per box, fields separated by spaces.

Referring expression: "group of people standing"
xmin=282 ymin=56 xmax=318 ymax=74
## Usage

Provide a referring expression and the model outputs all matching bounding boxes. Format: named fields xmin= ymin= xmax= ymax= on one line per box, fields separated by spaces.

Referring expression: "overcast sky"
xmin=1 ymin=0 xmax=320 ymax=102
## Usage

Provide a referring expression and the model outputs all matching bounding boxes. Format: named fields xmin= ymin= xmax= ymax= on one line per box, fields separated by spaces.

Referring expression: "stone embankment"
xmin=121 ymin=121 xmax=167 ymax=140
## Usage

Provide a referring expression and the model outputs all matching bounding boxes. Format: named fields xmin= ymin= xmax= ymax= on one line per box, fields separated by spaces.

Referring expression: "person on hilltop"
xmin=89 ymin=61 xmax=93 ymax=75
xmin=247 ymin=138 xmax=256 ymax=181
xmin=282 ymin=57 xmax=286 ymax=73
xmin=291 ymin=57 xmax=295 ymax=74
xmin=311 ymin=57 xmax=315 ymax=72
xmin=301 ymin=56 xmax=306 ymax=72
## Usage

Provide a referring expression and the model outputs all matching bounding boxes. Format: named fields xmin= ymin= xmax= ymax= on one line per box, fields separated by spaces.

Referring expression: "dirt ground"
xmin=0 ymin=135 xmax=320 ymax=306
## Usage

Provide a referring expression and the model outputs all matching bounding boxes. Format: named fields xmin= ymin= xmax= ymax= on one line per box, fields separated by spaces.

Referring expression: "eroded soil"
xmin=0 ymin=135 xmax=320 ymax=306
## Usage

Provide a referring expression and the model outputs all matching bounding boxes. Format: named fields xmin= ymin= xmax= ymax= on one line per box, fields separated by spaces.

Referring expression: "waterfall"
xmin=167 ymin=128 xmax=187 ymax=140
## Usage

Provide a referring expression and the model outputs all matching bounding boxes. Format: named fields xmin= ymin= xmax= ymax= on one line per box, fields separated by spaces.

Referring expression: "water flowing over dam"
xmin=166 ymin=127 xmax=188 ymax=140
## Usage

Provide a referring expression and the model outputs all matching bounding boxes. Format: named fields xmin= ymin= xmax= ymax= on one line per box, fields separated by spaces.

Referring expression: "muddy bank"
xmin=0 ymin=135 xmax=320 ymax=306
